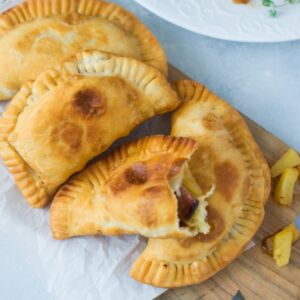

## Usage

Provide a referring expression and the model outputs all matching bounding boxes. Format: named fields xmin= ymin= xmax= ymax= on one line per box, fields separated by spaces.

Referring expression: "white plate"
xmin=135 ymin=0 xmax=300 ymax=42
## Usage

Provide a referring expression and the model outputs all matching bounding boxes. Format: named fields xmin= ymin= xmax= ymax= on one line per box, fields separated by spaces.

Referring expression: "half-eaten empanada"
xmin=0 ymin=0 xmax=167 ymax=100
xmin=0 ymin=51 xmax=179 ymax=208
xmin=50 ymin=135 xmax=215 ymax=240
xmin=131 ymin=80 xmax=271 ymax=288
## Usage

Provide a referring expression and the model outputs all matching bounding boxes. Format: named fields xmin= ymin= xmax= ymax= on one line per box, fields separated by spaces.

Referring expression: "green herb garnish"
xmin=262 ymin=0 xmax=300 ymax=17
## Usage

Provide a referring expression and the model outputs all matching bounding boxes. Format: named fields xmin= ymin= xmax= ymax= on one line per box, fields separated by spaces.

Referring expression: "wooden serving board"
xmin=159 ymin=66 xmax=300 ymax=300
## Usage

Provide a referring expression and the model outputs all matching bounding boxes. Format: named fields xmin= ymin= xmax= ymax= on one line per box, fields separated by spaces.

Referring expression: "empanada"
xmin=131 ymin=80 xmax=271 ymax=287
xmin=0 ymin=0 xmax=167 ymax=100
xmin=50 ymin=135 xmax=216 ymax=240
xmin=0 ymin=51 xmax=179 ymax=208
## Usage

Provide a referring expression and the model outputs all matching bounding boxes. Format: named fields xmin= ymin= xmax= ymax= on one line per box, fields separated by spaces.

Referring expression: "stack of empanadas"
xmin=0 ymin=0 xmax=271 ymax=289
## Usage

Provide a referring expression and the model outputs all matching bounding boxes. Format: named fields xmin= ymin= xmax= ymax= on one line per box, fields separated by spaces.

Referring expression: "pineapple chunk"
xmin=271 ymin=148 xmax=300 ymax=178
xmin=263 ymin=223 xmax=299 ymax=256
xmin=274 ymin=168 xmax=299 ymax=206
xmin=281 ymin=223 xmax=299 ymax=243
xmin=183 ymin=166 xmax=202 ymax=198
xmin=273 ymin=230 xmax=293 ymax=267
xmin=263 ymin=223 xmax=299 ymax=261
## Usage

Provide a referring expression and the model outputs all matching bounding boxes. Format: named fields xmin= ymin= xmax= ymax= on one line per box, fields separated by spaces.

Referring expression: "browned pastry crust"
xmin=0 ymin=0 xmax=167 ymax=100
xmin=50 ymin=135 xmax=199 ymax=240
xmin=0 ymin=51 xmax=179 ymax=208
xmin=131 ymin=80 xmax=271 ymax=288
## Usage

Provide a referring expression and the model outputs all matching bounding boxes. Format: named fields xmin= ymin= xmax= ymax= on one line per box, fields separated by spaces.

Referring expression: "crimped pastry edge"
xmin=130 ymin=80 xmax=271 ymax=288
xmin=0 ymin=82 xmax=50 ymax=207
xmin=0 ymin=0 xmax=167 ymax=75
xmin=50 ymin=135 xmax=198 ymax=239
xmin=0 ymin=52 xmax=179 ymax=208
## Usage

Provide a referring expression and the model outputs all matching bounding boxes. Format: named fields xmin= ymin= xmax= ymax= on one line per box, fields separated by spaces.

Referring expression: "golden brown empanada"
xmin=131 ymin=80 xmax=271 ymax=287
xmin=0 ymin=51 xmax=179 ymax=208
xmin=0 ymin=0 xmax=167 ymax=100
xmin=50 ymin=135 xmax=217 ymax=240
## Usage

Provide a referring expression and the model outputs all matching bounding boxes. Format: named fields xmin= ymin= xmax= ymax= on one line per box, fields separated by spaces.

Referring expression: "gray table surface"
xmin=1 ymin=0 xmax=300 ymax=299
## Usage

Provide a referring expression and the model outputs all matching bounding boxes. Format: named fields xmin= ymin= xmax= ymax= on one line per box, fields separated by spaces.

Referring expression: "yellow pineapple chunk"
xmin=281 ymin=223 xmax=299 ymax=243
xmin=271 ymin=148 xmax=300 ymax=178
xmin=183 ymin=166 xmax=202 ymax=198
xmin=274 ymin=168 xmax=299 ymax=206
xmin=273 ymin=230 xmax=293 ymax=267
xmin=263 ymin=224 xmax=299 ymax=254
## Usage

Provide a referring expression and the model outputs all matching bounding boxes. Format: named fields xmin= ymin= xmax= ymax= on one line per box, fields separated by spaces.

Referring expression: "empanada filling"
xmin=176 ymin=186 xmax=199 ymax=225
xmin=172 ymin=164 xmax=214 ymax=235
